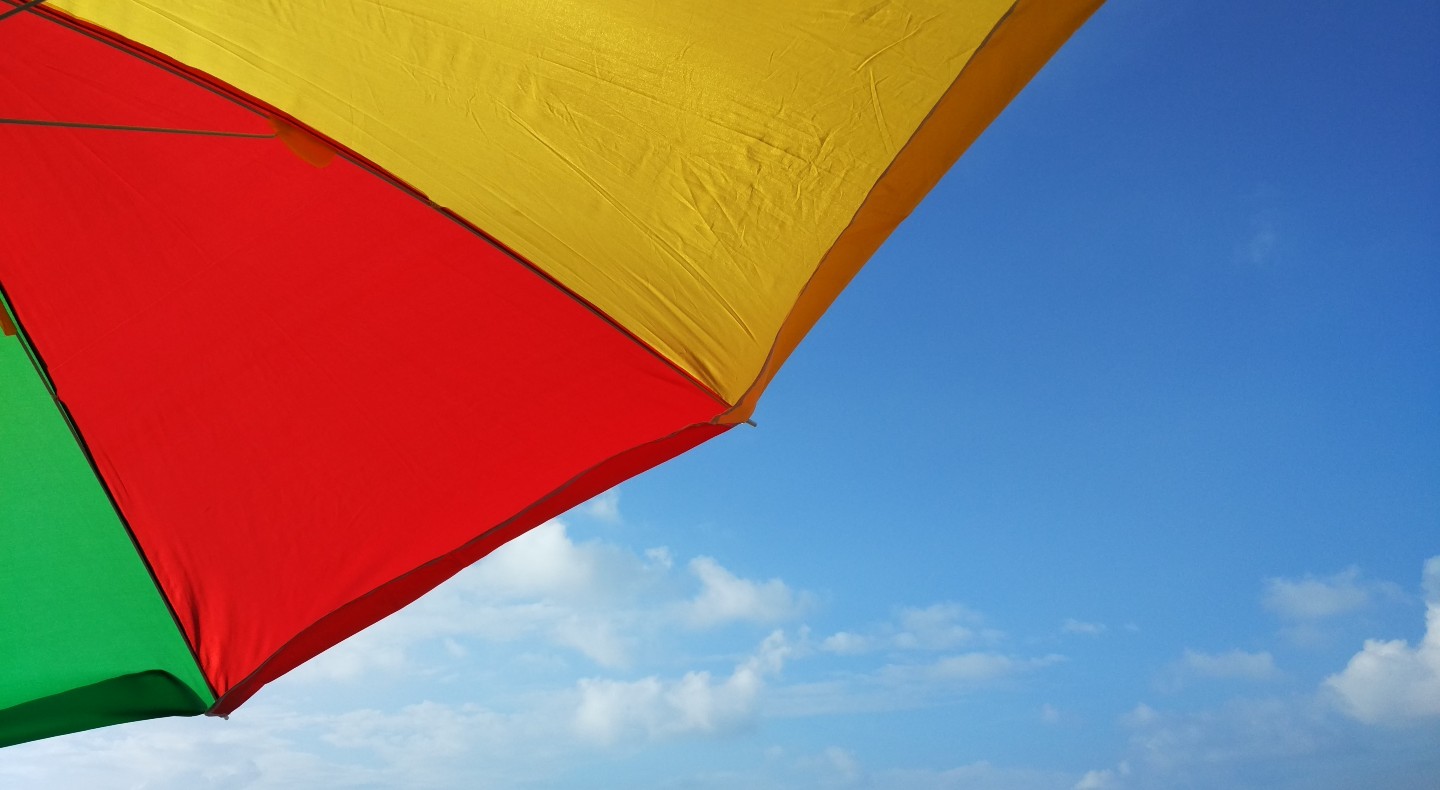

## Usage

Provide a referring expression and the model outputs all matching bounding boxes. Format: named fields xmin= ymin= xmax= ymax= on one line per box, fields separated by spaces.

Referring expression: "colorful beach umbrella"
xmin=0 ymin=0 xmax=1102 ymax=746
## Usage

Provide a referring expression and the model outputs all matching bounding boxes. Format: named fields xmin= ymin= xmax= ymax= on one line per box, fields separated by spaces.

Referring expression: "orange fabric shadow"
xmin=270 ymin=116 xmax=335 ymax=168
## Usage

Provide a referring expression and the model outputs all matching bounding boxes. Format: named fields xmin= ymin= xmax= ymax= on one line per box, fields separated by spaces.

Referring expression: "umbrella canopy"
xmin=0 ymin=0 xmax=1102 ymax=746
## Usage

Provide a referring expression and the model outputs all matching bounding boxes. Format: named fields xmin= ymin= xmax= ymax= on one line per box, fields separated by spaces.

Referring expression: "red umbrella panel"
xmin=0 ymin=0 xmax=1103 ymax=746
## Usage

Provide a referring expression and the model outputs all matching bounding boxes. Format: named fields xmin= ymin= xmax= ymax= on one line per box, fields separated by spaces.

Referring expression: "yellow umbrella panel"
xmin=0 ymin=0 xmax=1102 ymax=745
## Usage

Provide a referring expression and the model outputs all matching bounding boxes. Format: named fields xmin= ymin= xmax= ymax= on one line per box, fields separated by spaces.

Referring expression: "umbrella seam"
xmin=0 ymin=282 xmax=222 ymax=705
xmin=0 ymin=0 xmax=46 ymax=24
xmin=207 ymin=419 xmax=730 ymax=716
xmin=0 ymin=116 xmax=277 ymax=138
xmin=24 ymin=2 xmax=731 ymax=412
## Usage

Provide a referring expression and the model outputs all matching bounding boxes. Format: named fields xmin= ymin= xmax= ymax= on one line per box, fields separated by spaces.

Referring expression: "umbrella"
xmin=0 ymin=0 xmax=1102 ymax=746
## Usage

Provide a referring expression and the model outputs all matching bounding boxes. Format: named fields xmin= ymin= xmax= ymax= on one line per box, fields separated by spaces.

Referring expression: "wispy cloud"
xmin=1157 ymin=648 xmax=1280 ymax=693
xmin=680 ymin=557 xmax=812 ymax=628
xmin=820 ymin=631 xmax=873 ymax=655
xmin=1242 ymin=221 xmax=1278 ymax=265
xmin=818 ymin=603 xmax=1000 ymax=655
xmin=893 ymin=604 xmax=992 ymax=650
xmin=1235 ymin=187 xmax=1283 ymax=267
xmin=1182 ymin=648 xmax=1279 ymax=681
xmin=578 ymin=490 xmax=622 ymax=525
xmin=1061 ymin=618 xmax=1108 ymax=637
xmin=772 ymin=651 xmax=1065 ymax=718
xmin=878 ymin=760 xmax=1080 ymax=790
xmin=665 ymin=749 xmax=1080 ymax=790
xmin=876 ymin=652 xmax=1038 ymax=686
xmin=1120 ymin=697 xmax=1334 ymax=778
xmin=1262 ymin=566 xmax=1401 ymax=622
xmin=1074 ymin=764 xmax=1128 ymax=790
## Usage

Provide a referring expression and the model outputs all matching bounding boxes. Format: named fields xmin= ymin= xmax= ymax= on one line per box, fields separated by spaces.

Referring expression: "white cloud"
xmin=322 ymin=702 xmax=501 ymax=763
xmin=1157 ymin=649 xmax=1279 ymax=692
xmin=1121 ymin=703 xmax=1159 ymax=727
xmin=820 ymin=631 xmax=874 ymax=655
xmin=551 ymin=615 xmax=631 ymax=668
xmin=671 ymin=751 xmax=1080 ymax=790
xmin=1061 ymin=619 xmax=1107 ymax=637
xmin=1039 ymin=703 xmax=1062 ymax=725
xmin=1243 ymin=222 xmax=1278 ymax=264
xmin=1263 ymin=566 xmax=1401 ymax=621
xmin=0 ymin=703 xmax=574 ymax=790
xmin=876 ymin=761 xmax=1078 ymax=790
xmin=772 ymin=652 xmax=1064 ymax=718
xmin=578 ymin=490 xmax=622 ymax=524
xmin=1111 ymin=692 xmax=1440 ymax=789
xmin=295 ymin=621 xmax=412 ymax=681
xmin=1073 ymin=762 xmax=1129 ymax=790
xmin=878 ymin=652 xmax=1027 ymax=685
xmin=573 ymin=630 xmax=791 ymax=744
xmin=1 ymin=509 xmax=1123 ymax=789
xmin=291 ymin=519 xmax=662 ymax=679
xmin=1123 ymin=697 xmax=1331 ymax=774
xmin=1181 ymin=649 xmax=1280 ymax=681
xmin=292 ymin=520 xmax=817 ymax=679
xmin=816 ymin=746 xmax=863 ymax=784
xmin=1074 ymin=768 xmax=1118 ymax=790
xmin=644 ymin=546 xmax=673 ymax=569
xmin=818 ymin=603 xmax=997 ymax=655
xmin=1325 ymin=556 xmax=1440 ymax=725
xmin=1062 ymin=684 xmax=1440 ymax=790
xmin=681 ymin=557 xmax=811 ymax=628
xmin=462 ymin=520 xmax=652 ymax=604
xmin=894 ymin=604 xmax=987 ymax=650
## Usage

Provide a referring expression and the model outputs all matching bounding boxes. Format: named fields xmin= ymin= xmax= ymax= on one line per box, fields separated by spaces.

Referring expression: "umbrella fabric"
xmin=0 ymin=0 xmax=1101 ymax=746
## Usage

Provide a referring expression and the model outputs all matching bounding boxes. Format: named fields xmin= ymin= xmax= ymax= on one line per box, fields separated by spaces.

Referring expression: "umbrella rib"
xmin=0 ymin=116 xmax=278 ymax=139
xmin=16 ymin=1 xmax=268 ymax=121
xmin=0 ymin=0 xmax=46 ymax=24
xmin=9 ymin=1 xmax=732 ymax=408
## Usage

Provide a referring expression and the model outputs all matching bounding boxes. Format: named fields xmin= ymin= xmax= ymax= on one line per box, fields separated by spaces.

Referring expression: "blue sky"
xmin=5 ymin=1 xmax=1438 ymax=788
